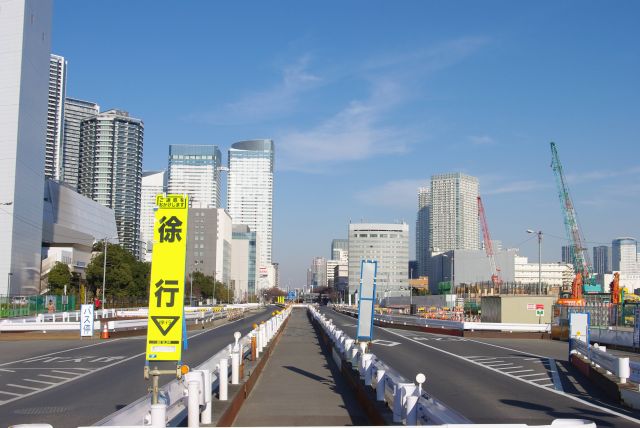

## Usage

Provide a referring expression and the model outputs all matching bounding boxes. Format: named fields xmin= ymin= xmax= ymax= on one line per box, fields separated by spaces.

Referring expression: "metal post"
xmin=102 ymin=238 xmax=108 ymax=309
xmin=538 ymin=231 xmax=543 ymax=295
xmin=150 ymin=403 xmax=167 ymax=428
xmin=218 ymin=358 xmax=228 ymax=401
xmin=187 ymin=380 xmax=200 ymax=428
xmin=231 ymin=352 xmax=240 ymax=384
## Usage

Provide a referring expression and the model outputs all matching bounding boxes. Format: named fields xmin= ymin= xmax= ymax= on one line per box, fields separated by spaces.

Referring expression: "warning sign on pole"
xmin=145 ymin=194 xmax=189 ymax=362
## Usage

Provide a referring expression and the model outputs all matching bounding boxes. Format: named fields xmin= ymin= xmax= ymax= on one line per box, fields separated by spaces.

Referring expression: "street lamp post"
xmin=102 ymin=238 xmax=108 ymax=309
xmin=527 ymin=230 xmax=543 ymax=295
xmin=7 ymin=272 xmax=12 ymax=297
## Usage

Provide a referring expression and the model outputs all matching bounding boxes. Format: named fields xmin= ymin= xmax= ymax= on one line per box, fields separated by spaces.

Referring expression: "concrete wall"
xmin=481 ymin=295 xmax=555 ymax=323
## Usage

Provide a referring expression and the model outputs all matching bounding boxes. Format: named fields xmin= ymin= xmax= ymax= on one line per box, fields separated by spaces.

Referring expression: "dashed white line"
xmin=0 ymin=390 xmax=22 ymax=396
xmin=0 ymin=369 xmax=15 ymax=373
xmin=520 ymin=373 xmax=548 ymax=378
xmin=504 ymin=369 xmax=533 ymax=374
xmin=38 ymin=374 xmax=71 ymax=380
xmin=23 ymin=378 xmax=56 ymax=385
xmin=6 ymin=384 xmax=39 ymax=391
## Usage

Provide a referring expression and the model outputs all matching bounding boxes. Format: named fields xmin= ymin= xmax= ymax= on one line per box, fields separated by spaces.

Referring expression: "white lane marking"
xmin=528 ymin=377 xmax=552 ymax=382
xmin=524 ymin=357 xmax=541 ymax=361
xmin=484 ymin=363 xmax=514 ymax=368
xmin=0 ymin=390 xmax=21 ymax=396
xmin=0 ymin=312 xmax=260 ymax=407
xmin=0 ymin=369 xmax=15 ymax=373
xmin=6 ymin=384 xmax=39 ymax=391
xmin=382 ymin=328 xmax=640 ymax=424
xmin=469 ymin=357 xmax=498 ymax=361
xmin=370 ymin=339 xmax=401 ymax=347
xmin=548 ymin=358 xmax=564 ymax=392
xmin=51 ymin=370 xmax=83 ymax=376
xmin=540 ymin=383 xmax=554 ymax=387
xmin=38 ymin=374 xmax=70 ymax=380
xmin=23 ymin=378 xmax=56 ymax=385
xmin=520 ymin=373 xmax=548 ymax=378
xmin=504 ymin=369 xmax=533 ymax=374
xmin=0 ymin=339 xmax=124 ymax=367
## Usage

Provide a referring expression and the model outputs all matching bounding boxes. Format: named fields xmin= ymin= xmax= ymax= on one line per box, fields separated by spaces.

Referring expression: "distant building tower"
xmin=592 ymin=245 xmax=611 ymax=275
xmin=78 ymin=110 xmax=144 ymax=258
xmin=0 ymin=0 xmax=53 ymax=295
xmin=331 ymin=239 xmax=348 ymax=260
xmin=61 ymin=98 xmax=99 ymax=190
xmin=612 ymin=238 xmax=638 ymax=272
xmin=167 ymin=145 xmax=222 ymax=208
xmin=311 ymin=257 xmax=328 ymax=289
xmin=416 ymin=187 xmax=430 ymax=276
xmin=429 ymin=173 xmax=479 ymax=252
xmin=348 ymin=222 xmax=409 ymax=299
xmin=272 ymin=262 xmax=280 ymax=289
xmin=227 ymin=140 xmax=274 ymax=274
xmin=45 ymin=54 xmax=67 ymax=181
xmin=231 ymin=224 xmax=259 ymax=300
xmin=140 ymin=171 xmax=166 ymax=261
xmin=561 ymin=245 xmax=575 ymax=264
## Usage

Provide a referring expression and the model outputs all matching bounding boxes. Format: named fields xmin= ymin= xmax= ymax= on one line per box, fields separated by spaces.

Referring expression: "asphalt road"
xmin=320 ymin=307 xmax=640 ymax=427
xmin=0 ymin=307 xmax=274 ymax=428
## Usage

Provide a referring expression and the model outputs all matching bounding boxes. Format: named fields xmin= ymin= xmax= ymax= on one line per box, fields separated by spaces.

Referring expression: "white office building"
xmin=167 ymin=145 xmax=222 ymax=209
xmin=231 ymin=224 xmax=259 ymax=301
xmin=44 ymin=54 xmax=66 ymax=181
xmin=430 ymin=173 xmax=479 ymax=252
xmin=227 ymin=140 xmax=274 ymax=282
xmin=0 ymin=0 xmax=52 ymax=295
xmin=611 ymin=238 xmax=640 ymax=291
xmin=348 ymin=223 xmax=409 ymax=299
xmin=61 ymin=98 xmax=99 ymax=190
xmin=140 ymin=170 xmax=166 ymax=261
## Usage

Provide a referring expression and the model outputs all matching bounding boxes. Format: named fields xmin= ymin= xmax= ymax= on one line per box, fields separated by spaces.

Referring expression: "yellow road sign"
xmin=146 ymin=194 xmax=189 ymax=361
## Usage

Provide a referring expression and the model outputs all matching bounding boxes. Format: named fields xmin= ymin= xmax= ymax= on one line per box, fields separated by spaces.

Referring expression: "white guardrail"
xmin=335 ymin=306 xmax=550 ymax=333
xmin=87 ymin=306 xmax=291 ymax=428
xmin=311 ymin=306 xmax=593 ymax=427
xmin=570 ymin=339 xmax=632 ymax=385
xmin=0 ymin=305 xmax=262 ymax=333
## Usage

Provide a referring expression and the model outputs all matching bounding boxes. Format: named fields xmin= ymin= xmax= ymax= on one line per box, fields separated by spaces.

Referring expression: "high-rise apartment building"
xmin=227 ymin=140 xmax=274 ymax=271
xmin=140 ymin=170 xmax=166 ymax=261
xmin=167 ymin=145 xmax=222 ymax=209
xmin=0 ymin=0 xmax=52 ymax=295
xmin=348 ymin=222 xmax=409 ymax=299
xmin=592 ymin=245 xmax=611 ymax=275
xmin=45 ymin=54 xmax=66 ymax=181
xmin=78 ymin=110 xmax=144 ymax=258
xmin=416 ymin=187 xmax=430 ymax=277
xmin=612 ymin=238 xmax=639 ymax=272
xmin=231 ymin=224 xmax=259 ymax=300
xmin=311 ymin=257 xmax=328 ymax=289
xmin=429 ymin=173 xmax=479 ymax=252
xmin=61 ymin=98 xmax=99 ymax=190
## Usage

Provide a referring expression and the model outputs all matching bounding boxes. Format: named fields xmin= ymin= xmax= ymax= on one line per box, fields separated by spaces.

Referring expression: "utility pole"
xmin=102 ymin=238 xmax=108 ymax=309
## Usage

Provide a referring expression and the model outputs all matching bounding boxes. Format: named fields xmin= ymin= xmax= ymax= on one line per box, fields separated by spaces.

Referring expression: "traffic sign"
xmin=536 ymin=309 xmax=544 ymax=316
xmin=146 ymin=194 xmax=189 ymax=362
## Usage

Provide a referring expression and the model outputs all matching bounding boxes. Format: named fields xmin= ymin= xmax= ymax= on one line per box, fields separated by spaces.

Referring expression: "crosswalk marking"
xmin=51 ymin=370 xmax=82 ymax=376
xmin=23 ymin=378 xmax=56 ymax=385
xmin=6 ymin=384 xmax=39 ymax=391
xmin=0 ymin=390 xmax=22 ymax=397
xmin=38 ymin=374 xmax=71 ymax=380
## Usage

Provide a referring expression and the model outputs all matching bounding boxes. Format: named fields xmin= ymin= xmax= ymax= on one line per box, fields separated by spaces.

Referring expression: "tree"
xmin=47 ymin=262 xmax=71 ymax=293
xmin=85 ymin=242 xmax=150 ymax=298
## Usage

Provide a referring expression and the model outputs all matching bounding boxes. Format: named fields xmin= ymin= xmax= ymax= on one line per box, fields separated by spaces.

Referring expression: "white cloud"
xmin=356 ymin=179 xmax=428 ymax=208
xmin=469 ymin=135 xmax=496 ymax=146
xmin=190 ymin=56 xmax=321 ymax=125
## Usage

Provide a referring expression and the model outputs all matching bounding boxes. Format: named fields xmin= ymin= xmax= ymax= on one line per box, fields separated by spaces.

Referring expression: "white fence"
xmin=570 ymin=339 xmax=631 ymax=384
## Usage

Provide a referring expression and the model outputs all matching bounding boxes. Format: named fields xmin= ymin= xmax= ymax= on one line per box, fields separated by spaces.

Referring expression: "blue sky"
xmin=53 ymin=1 xmax=640 ymax=287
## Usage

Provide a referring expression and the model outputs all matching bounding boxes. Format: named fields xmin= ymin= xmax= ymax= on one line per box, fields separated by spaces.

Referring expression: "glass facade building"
xmin=140 ymin=170 xmax=166 ymax=261
xmin=227 ymin=140 xmax=274 ymax=270
xmin=416 ymin=187 xmax=430 ymax=277
xmin=167 ymin=145 xmax=222 ymax=209
xmin=232 ymin=225 xmax=258 ymax=298
xmin=78 ymin=110 xmax=144 ymax=258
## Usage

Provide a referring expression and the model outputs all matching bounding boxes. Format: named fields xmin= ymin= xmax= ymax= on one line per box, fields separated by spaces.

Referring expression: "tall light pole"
xmin=102 ymin=237 xmax=108 ymax=309
xmin=527 ymin=230 xmax=543 ymax=295
xmin=7 ymin=272 xmax=12 ymax=297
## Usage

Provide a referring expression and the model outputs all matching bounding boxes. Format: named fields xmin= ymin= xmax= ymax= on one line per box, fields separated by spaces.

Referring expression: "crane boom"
xmin=478 ymin=196 xmax=501 ymax=285
xmin=549 ymin=142 xmax=595 ymax=290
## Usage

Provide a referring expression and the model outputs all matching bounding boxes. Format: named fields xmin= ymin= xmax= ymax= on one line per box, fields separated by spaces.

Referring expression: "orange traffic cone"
xmin=100 ymin=323 xmax=110 ymax=339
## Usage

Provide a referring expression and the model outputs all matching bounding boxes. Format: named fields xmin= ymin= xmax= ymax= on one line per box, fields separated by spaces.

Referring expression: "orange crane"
xmin=478 ymin=196 xmax=501 ymax=286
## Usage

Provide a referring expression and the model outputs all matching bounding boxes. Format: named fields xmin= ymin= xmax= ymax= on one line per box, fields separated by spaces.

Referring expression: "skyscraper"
xmin=140 ymin=170 xmax=166 ymax=261
xmin=331 ymin=239 xmax=348 ymax=260
xmin=592 ymin=245 xmax=611 ymax=275
xmin=612 ymin=238 xmax=639 ymax=272
xmin=61 ymin=98 xmax=99 ymax=190
xmin=45 ymin=54 xmax=66 ymax=181
xmin=429 ymin=173 xmax=479 ymax=252
xmin=416 ymin=187 xmax=430 ymax=277
xmin=0 ymin=0 xmax=52 ymax=295
xmin=227 ymin=140 xmax=274 ymax=271
xmin=561 ymin=245 xmax=575 ymax=264
xmin=167 ymin=145 xmax=222 ymax=208
xmin=78 ymin=109 xmax=144 ymax=258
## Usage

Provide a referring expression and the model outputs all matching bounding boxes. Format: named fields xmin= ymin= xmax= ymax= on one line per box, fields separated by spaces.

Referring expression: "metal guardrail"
xmin=570 ymin=339 xmax=630 ymax=384
xmin=335 ymin=305 xmax=550 ymax=333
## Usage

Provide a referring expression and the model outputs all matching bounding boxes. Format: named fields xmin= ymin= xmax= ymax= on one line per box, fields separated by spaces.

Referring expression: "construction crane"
xmin=550 ymin=142 xmax=601 ymax=296
xmin=477 ymin=196 xmax=501 ymax=286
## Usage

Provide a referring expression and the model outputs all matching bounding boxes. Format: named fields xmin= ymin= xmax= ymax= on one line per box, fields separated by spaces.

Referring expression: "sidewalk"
xmin=232 ymin=308 xmax=368 ymax=426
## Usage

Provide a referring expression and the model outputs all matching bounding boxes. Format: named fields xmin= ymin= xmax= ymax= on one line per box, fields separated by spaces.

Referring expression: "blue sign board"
xmin=287 ymin=291 xmax=296 ymax=300
xmin=356 ymin=260 xmax=377 ymax=341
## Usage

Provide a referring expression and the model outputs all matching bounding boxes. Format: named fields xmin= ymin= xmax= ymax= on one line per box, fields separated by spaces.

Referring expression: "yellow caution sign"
xmin=146 ymin=194 xmax=189 ymax=361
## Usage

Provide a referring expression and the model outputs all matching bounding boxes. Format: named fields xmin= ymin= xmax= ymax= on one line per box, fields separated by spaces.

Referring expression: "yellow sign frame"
xmin=145 ymin=194 xmax=189 ymax=361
